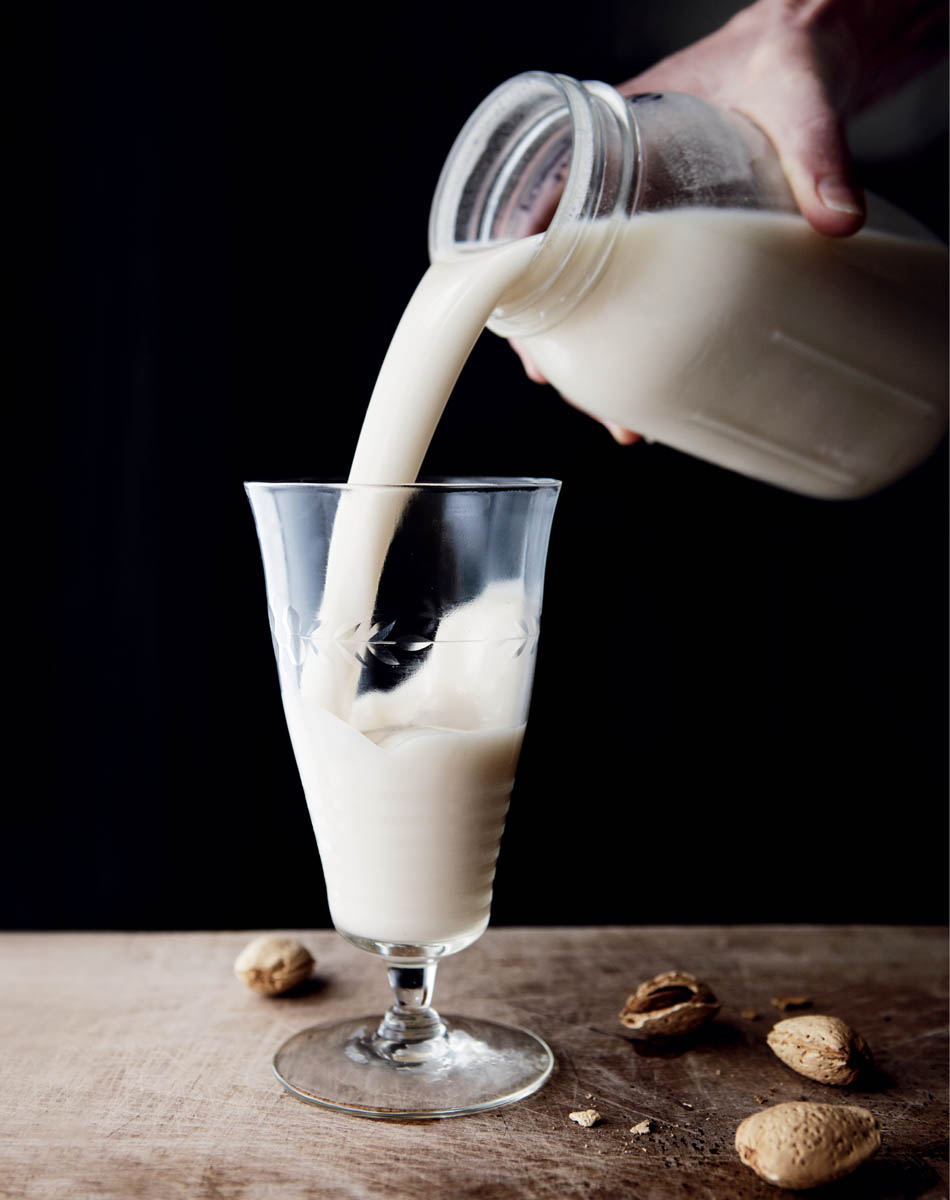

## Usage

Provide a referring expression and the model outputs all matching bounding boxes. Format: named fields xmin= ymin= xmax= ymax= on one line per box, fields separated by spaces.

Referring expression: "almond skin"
xmin=736 ymin=1101 xmax=880 ymax=1190
xmin=767 ymin=1014 xmax=872 ymax=1085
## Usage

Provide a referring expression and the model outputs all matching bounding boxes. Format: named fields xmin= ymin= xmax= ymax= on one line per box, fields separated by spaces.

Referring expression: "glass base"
xmin=273 ymin=1013 xmax=554 ymax=1119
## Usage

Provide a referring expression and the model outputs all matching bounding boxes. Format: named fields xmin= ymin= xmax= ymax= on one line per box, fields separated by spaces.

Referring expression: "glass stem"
xmin=376 ymin=962 xmax=447 ymax=1046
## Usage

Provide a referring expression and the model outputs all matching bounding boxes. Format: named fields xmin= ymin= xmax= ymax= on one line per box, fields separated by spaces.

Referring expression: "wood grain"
xmin=0 ymin=927 xmax=945 ymax=1199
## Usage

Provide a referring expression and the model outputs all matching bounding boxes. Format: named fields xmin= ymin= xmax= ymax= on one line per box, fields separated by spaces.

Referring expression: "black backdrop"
xmin=9 ymin=2 xmax=947 ymax=931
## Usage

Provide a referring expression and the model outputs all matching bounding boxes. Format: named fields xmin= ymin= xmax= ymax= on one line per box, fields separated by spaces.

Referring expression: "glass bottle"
xmin=429 ymin=72 xmax=948 ymax=499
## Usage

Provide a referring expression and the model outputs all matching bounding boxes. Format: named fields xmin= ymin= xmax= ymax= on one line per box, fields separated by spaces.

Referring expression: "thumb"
xmin=762 ymin=104 xmax=865 ymax=237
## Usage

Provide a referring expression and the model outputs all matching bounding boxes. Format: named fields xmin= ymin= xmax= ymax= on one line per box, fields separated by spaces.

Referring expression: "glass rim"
xmin=244 ymin=476 xmax=561 ymax=492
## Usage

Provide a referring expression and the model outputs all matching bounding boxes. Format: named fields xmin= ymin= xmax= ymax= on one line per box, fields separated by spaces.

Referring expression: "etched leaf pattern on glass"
xmin=268 ymin=605 xmax=538 ymax=668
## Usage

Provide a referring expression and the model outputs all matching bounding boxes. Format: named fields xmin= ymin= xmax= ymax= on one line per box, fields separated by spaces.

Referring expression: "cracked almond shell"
xmin=767 ymin=1014 xmax=873 ymax=1086
xmin=735 ymin=1101 xmax=880 ymax=1190
xmin=619 ymin=970 xmax=720 ymax=1037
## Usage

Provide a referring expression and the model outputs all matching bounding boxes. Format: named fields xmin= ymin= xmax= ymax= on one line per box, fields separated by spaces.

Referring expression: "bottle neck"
xmin=428 ymin=72 xmax=637 ymax=338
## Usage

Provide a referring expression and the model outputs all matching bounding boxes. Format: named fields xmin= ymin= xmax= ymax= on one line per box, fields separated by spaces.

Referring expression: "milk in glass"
xmin=284 ymin=238 xmax=543 ymax=951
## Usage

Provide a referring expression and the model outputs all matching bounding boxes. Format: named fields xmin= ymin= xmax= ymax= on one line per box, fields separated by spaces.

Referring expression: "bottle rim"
xmin=428 ymin=71 xmax=635 ymax=336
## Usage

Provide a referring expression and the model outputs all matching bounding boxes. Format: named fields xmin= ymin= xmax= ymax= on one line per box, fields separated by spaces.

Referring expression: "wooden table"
xmin=1 ymin=927 xmax=946 ymax=1199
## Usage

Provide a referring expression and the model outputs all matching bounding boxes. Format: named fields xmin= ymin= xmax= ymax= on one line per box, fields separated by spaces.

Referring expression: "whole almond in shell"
xmin=767 ymin=1014 xmax=872 ymax=1085
xmin=234 ymin=935 xmax=314 ymax=995
xmin=735 ymin=1101 xmax=880 ymax=1190
xmin=619 ymin=971 xmax=719 ymax=1037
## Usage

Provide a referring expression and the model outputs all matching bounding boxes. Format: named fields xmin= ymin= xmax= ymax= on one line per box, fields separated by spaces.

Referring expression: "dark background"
xmin=8 ymin=2 xmax=947 ymax=931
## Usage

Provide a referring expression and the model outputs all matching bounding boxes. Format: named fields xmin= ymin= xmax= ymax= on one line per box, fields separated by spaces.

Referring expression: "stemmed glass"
xmin=245 ymin=478 xmax=560 ymax=1119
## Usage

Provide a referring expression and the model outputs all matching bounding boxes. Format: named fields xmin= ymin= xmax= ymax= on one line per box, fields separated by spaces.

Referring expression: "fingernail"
xmin=817 ymin=178 xmax=863 ymax=215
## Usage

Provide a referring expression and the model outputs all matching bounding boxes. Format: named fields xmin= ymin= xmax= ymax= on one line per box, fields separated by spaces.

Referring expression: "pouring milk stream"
xmin=273 ymin=73 xmax=948 ymax=948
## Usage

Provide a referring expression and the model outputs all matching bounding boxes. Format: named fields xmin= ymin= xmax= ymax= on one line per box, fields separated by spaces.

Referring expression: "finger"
xmin=509 ymin=338 xmax=549 ymax=384
xmin=753 ymin=96 xmax=865 ymax=237
xmin=557 ymin=390 xmax=643 ymax=443
xmin=603 ymin=421 xmax=643 ymax=445
xmin=784 ymin=124 xmax=864 ymax=236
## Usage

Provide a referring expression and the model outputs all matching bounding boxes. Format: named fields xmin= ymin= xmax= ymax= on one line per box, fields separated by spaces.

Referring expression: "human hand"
xmin=617 ymin=0 xmax=866 ymax=239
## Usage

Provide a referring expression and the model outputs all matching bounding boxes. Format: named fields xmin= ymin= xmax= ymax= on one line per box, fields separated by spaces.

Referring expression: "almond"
xmin=234 ymin=935 xmax=314 ymax=995
xmin=619 ymin=971 xmax=719 ymax=1037
xmin=767 ymin=1014 xmax=872 ymax=1086
xmin=736 ymin=1101 xmax=880 ymax=1190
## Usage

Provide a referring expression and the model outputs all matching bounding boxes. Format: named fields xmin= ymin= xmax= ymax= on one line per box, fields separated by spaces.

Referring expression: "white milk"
xmin=522 ymin=209 xmax=948 ymax=498
xmin=287 ymin=580 xmax=539 ymax=949
xmin=286 ymin=679 xmax=525 ymax=946
xmin=304 ymin=720 xmax=523 ymax=947
xmin=285 ymin=240 xmax=543 ymax=950
xmin=349 ymin=240 xmax=541 ymax=485
xmin=310 ymin=237 xmax=541 ymax=721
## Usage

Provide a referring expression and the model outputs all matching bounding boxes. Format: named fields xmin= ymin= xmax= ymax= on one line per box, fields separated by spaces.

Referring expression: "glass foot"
xmin=273 ymin=1014 xmax=554 ymax=1119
